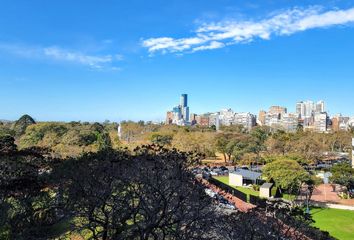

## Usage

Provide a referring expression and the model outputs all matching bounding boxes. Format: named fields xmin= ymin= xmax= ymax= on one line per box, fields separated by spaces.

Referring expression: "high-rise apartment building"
xmin=269 ymin=106 xmax=287 ymax=115
xmin=195 ymin=114 xmax=210 ymax=127
xmin=296 ymin=100 xmax=325 ymax=119
xmin=219 ymin=108 xmax=235 ymax=126
xmin=234 ymin=112 xmax=256 ymax=130
xmin=281 ymin=113 xmax=299 ymax=132
xmin=313 ymin=112 xmax=328 ymax=132
xmin=165 ymin=111 xmax=174 ymax=125
xmin=316 ymin=100 xmax=325 ymax=113
xmin=165 ymin=94 xmax=190 ymax=126
xmin=331 ymin=114 xmax=350 ymax=132
xmin=258 ymin=110 xmax=267 ymax=126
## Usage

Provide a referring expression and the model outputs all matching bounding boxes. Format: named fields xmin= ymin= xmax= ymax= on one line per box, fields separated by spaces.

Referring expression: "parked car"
xmin=220 ymin=166 xmax=228 ymax=171
xmin=205 ymin=189 xmax=217 ymax=198
xmin=223 ymin=203 xmax=236 ymax=210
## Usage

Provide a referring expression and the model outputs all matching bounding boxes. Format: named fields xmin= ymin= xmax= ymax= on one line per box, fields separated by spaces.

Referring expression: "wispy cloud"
xmin=43 ymin=47 xmax=113 ymax=69
xmin=142 ymin=6 xmax=354 ymax=54
xmin=0 ymin=43 xmax=122 ymax=70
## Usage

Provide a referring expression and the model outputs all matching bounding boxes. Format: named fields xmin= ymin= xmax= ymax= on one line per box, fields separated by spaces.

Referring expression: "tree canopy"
xmin=263 ymin=159 xmax=310 ymax=194
xmin=12 ymin=114 xmax=36 ymax=136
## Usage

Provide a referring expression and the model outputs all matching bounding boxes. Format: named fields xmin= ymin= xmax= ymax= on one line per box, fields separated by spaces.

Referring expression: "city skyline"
xmin=2 ymin=95 xmax=353 ymax=123
xmin=1 ymin=1 xmax=354 ymax=121
xmin=165 ymin=93 xmax=354 ymax=133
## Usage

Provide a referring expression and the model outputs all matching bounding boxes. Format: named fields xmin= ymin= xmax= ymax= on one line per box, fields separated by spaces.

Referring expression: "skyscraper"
xmin=296 ymin=100 xmax=325 ymax=119
xmin=180 ymin=94 xmax=189 ymax=122
xmin=180 ymin=94 xmax=188 ymax=108
xmin=316 ymin=100 xmax=325 ymax=113
xmin=165 ymin=94 xmax=190 ymax=125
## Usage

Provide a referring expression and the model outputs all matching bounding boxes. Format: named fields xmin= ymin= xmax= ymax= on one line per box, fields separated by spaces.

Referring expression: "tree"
xmin=1 ymin=143 xmax=333 ymax=240
xmin=248 ymin=126 xmax=269 ymax=164
xmin=59 ymin=146 xmax=214 ymax=240
xmin=0 ymin=141 xmax=58 ymax=239
xmin=171 ymin=131 xmax=215 ymax=158
xmin=290 ymin=132 xmax=324 ymax=164
xmin=330 ymin=163 xmax=354 ymax=196
xmin=12 ymin=114 xmax=36 ymax=136
xmin=0 ymin=124 xmax=15 ymax=137
xmin=266 ymin=130 xmax=292 ymax=155
xmin=0 ymin=135 xmax=17 ymax=153
xmin=215 ymin=133 xmax=229 ymax=162
xmin=149 ymin=133 xmax=173 ymax=146
xmin=225 ymin=134 xmax=251 ymax=164
xmin=263 ymin=159 xmax=310 ymax=195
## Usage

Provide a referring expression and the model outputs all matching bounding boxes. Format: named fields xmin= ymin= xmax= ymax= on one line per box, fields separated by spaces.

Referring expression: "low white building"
xmin=260 ymin=183 xmax=273 ymax=198
xmin=229 ymin=169 xmax=262 ymax=187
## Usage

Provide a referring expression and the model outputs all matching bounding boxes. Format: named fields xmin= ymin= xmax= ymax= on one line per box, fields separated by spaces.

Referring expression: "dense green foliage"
xmin=330 ymin=163 xmax=354 ymax=193
xmin=12 ymin=114 xmax=36 ymax=136
xmin=262 ymin=159 xmax=310 ymax=194
xmin=0 ymin=115 xmax=121 ymax=157
xmin=1 ymin=116 xmax=352 ymax=162
xmin=18 ymin=121 xmax=113 ymax=156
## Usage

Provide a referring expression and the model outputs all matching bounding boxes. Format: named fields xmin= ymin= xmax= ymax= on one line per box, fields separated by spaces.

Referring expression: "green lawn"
xmin=213 ymin=176 xmax=259 ymax=197
xmin=310 ymin=207 xmax=354 ymax=240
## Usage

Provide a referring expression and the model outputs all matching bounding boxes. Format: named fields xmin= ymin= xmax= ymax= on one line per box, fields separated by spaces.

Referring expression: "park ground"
xmin=213 ymin=176 xmax=354 ymax=240
xmin=310 ymin=207 xmax=354 ymax=240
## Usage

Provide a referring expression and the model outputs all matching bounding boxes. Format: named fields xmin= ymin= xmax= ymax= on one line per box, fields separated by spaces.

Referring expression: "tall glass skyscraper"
xmin=180 ymin=94 xmax=189 ymax=122
xmin=180 ymin=94 xmax=188 ymax=107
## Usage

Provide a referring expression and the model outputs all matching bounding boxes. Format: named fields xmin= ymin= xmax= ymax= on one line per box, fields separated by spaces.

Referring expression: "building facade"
xmin=296 ymin=100 xmax=325 ymax=119
xmin=165 ymin=94 xmax=191 ymax=126
xmin=234 ymin=112 xmax=256 ymax=130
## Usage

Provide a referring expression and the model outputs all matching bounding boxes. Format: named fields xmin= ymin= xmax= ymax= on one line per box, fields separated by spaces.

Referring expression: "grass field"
xmin=310 ymin=207 xmax=354 ymax=240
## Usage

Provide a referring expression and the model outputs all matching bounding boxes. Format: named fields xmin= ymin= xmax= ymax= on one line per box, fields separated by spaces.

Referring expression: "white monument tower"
xmin=118 ymin=123 xmax=122 ymax=139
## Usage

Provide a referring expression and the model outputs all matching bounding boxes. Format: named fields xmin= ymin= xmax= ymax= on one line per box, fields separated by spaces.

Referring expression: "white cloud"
xmin=142 ymin=6 xmax=354 ymax=54
xmin=0 ymin=43 xmax=123 ymax=70
xmin=192 ymin=41 xmax=225 ymax=52
xmin=43 ymin=47 xmax=112 ymax=69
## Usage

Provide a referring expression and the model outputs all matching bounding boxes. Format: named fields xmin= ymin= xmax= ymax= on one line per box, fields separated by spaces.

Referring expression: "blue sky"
xmin=1 ymin=0 xmax=354 ymax=122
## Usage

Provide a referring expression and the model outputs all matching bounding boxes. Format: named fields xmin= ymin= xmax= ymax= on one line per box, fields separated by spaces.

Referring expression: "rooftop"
xmin=231 ymin=169 xmax=262 ymax=181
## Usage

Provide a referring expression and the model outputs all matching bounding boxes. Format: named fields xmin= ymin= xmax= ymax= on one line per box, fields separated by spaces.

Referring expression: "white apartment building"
xmin=264 ymin=113 xmax=281 ymax=128
xmin=219 ymin=108 xmax=236 ymax=126
xmin=209 ymin=113 xmax=220 ymax=130
xmin=280 ymin=113 xmax=299 ymax=132
xmin=314 ymin=112 xmax=328 ymax=132
xmin=234 ymin=112 xmax=256 ymax=130
xmin=296 ymin=100 xmax=325 ymax=119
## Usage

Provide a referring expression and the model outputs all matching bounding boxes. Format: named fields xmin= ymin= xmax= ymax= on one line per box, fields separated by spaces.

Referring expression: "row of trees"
xmin=0 ymin=115 xmax=120 ymax=157
xmin=0 ymin=136 xmax=333 ymax=240
xmin=1 ymin=116 xmax=352 ymax=162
